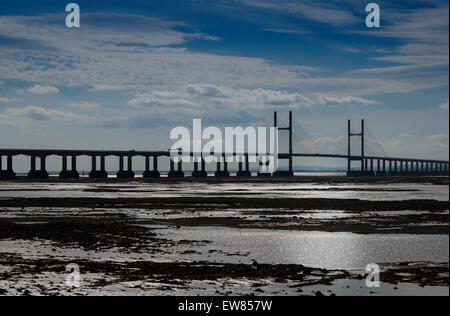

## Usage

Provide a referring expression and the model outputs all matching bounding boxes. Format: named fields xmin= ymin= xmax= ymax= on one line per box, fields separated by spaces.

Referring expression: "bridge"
xmin=0 ymin=111 xmax=448 ymax=180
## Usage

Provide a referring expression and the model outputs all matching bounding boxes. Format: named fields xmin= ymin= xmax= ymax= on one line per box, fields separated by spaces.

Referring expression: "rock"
xmin=22 ymin=290 xmax=31 ymax=296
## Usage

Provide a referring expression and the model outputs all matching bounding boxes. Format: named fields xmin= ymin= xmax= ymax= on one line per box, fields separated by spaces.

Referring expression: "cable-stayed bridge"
xmin=0 ymin=111 xmax=448 ymax=179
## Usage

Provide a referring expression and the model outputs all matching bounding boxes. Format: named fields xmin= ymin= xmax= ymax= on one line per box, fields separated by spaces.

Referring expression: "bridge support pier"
xmin=237 ymin=155 xmax=251 ymax=177
xmin=0 ymin=155 xmax=16 ymax=179
xmin=429 ymin=162 xmax=433 ymax=175
xmin=89 ymin=156 xmax=108 ymax=179
xmin=390 ymin=160 xmax=399 ymax=176
xmin=192 ymin=157 xmax=207 ymax=177
xmin=59 ymin=156 xmax=79 ymax=179
xmin=168 ymin=157 xmax=185 ymax=178
xmin=376 ymin=159 xmax=387 ymax=177
xmin=117 ymin=156 xmax=134 ymax=179
xmin=215 ymin=155 xmax=230 ymax=177
xmin=143 ymin=156 xmax=160 ymax=178
xmin=28 ymin=155 xmax=49 ymax=179
xmin=258 ymin=156 xmax=273 ymax=177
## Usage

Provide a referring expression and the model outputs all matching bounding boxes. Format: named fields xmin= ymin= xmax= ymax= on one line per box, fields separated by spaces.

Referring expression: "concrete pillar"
xmin=194 ymin=160 xmax=199 ymax=172
xmin=168 ymin=156 xmax=184 ymax=178
xmin=31 ymin=156 xmax=37 ymax=171
xmin=246 ymin=154 xmax=250 ymax=172
xmin=40 ymin=156 xmax=46 ymax=171
xmin=90 ymin=155 xmax=107 ymax=179
xmin=361 ymin=119 xmax=365 ymax=173
xmin=145 ymin=156 xmax=150 ymax=172
xmin=376 ymin=159 xmax=386 ymax=176
xmin=101 ymin=156 xmax=106 ymax=171
xmin=215 ymin=155 xmax=230 ymax=177
xmin=7 ymin=155 xmax=13 ymax=171
xmin=154 ymin=156 xmax=158 ymax=172
xmin=128 ymin=156 xmax=133 ymax=171
xmin=91 ymin=156 xmax=97 ymax=171
xmin=28 ymin=156 xmax=48 ymax=179
xmin=117 ymin=155 xmax=134 ymax=179
xmin=0 ymin=155 xmax=15 ymax=179
xmin=119 ymin=156 xmax=124 ymax=171
xmin=347 ymin=120 xmax=351 ymax=175
xmin=237 ymin=154 xmax=251 ymax=177
xmin=60 ymin=155 xmax=79 ymax=179
xmin=216 ymin=160 xmax=221 ymax=172
xmin=192 ymin=156 xmax=207 ymax=178
xmin=143 ymin=156 xmax=160 ymax=178
xmin=62 ymin=156 xmax=67 ymax=171
xmin=289 ymin=111 xmax=293 ymax=174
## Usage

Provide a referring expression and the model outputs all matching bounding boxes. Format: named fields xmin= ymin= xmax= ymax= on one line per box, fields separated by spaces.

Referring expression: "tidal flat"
xmin=0 ymin=176 xmax=448 ymax=296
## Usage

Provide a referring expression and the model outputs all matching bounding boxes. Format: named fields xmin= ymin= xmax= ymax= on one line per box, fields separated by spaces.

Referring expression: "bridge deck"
xmin=0 ymin=148 xmax=448 ymax=164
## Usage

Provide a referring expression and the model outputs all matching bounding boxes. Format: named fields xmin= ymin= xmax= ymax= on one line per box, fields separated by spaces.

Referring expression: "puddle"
xmin=155 ymin=227 xmax=450 ymax=270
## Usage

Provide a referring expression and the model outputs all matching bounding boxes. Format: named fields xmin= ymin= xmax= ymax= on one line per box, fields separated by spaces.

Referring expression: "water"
xmin=155 ymin=227 xmax=449 ymax=270
xmin=0 ymin=181 xmax=447 ymax=201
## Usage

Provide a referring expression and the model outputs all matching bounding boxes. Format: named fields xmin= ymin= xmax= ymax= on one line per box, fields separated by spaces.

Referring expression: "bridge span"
xmin=1 ymin=112 xmax=448 ymax=179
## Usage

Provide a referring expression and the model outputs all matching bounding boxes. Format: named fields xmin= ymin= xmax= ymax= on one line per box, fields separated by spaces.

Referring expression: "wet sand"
xmin=0 ymin=177 xmax=448 ymax=296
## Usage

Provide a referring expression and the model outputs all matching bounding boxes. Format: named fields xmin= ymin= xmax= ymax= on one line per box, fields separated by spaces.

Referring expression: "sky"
xmin=0 ymin=0 xmax=448 ymax=171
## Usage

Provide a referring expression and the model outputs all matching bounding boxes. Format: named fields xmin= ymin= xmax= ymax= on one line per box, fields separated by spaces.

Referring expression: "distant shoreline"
xmin=1 ymin=175 xmax=448 ymax=185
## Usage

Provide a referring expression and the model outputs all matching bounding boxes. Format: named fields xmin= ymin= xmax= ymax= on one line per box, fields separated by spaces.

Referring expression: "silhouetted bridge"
xmin=0 ymin=112 xmax=448 ymax=180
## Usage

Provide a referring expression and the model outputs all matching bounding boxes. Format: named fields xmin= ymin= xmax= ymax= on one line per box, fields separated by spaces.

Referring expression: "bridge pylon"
xmin=273 ymin=111 xmax=294 ymax=177
xmin=347 ymin=119 xmax=375 ymax=177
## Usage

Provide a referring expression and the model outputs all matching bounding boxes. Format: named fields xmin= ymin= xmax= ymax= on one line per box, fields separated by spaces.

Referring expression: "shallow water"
xmin=154 ymin=227 xmax=449 ymax=270
xmin=0 ymin=181 xmax=448 ymax=201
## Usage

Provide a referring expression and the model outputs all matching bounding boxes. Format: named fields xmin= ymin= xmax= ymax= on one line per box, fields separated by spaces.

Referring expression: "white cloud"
xmin=379 ymin=133 xmax=449 ymax=160
xmin=426 ymin=134 xmax=449 ymax=144
xmin=317 ymin=95 xmax=381 ymax=106
xmin=0 ymin=106 xmax=80 ymax=123
xmin=0 ymin=12 xmax=438 ymax=99
xmin=28 ymin=84 xmax=60 ymax=95
xmin=234 ymin=0 xmax=359 ymax=26
xmin=0 ymin=97 xmax=22 ymax=103
xmin=65 ymin=101 xmax=99 ymax=109
xmin=91 ymin=85 xmax=127 ymax=92
xmin=354 ymin=4 xmax=449 ymax=89
xmin=127 ymin=84 xmax=382 ymax=117
xmin=438 ymin=98 xmax=449 ymax=110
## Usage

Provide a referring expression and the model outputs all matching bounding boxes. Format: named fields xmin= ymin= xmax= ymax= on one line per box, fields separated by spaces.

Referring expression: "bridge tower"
xmin=347 ymin=119 xmax=372 ymax=177
xmin=273 ymin=111 xmax=294 ymax=177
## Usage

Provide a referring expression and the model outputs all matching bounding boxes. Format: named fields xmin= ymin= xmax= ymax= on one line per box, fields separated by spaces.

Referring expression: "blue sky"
xmin=0 ymin=0 xmax=448 ymax=167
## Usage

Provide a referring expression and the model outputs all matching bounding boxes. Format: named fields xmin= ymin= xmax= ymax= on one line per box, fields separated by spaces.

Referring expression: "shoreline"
xmin=0 ymin=175 xmax=448 ymax=185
